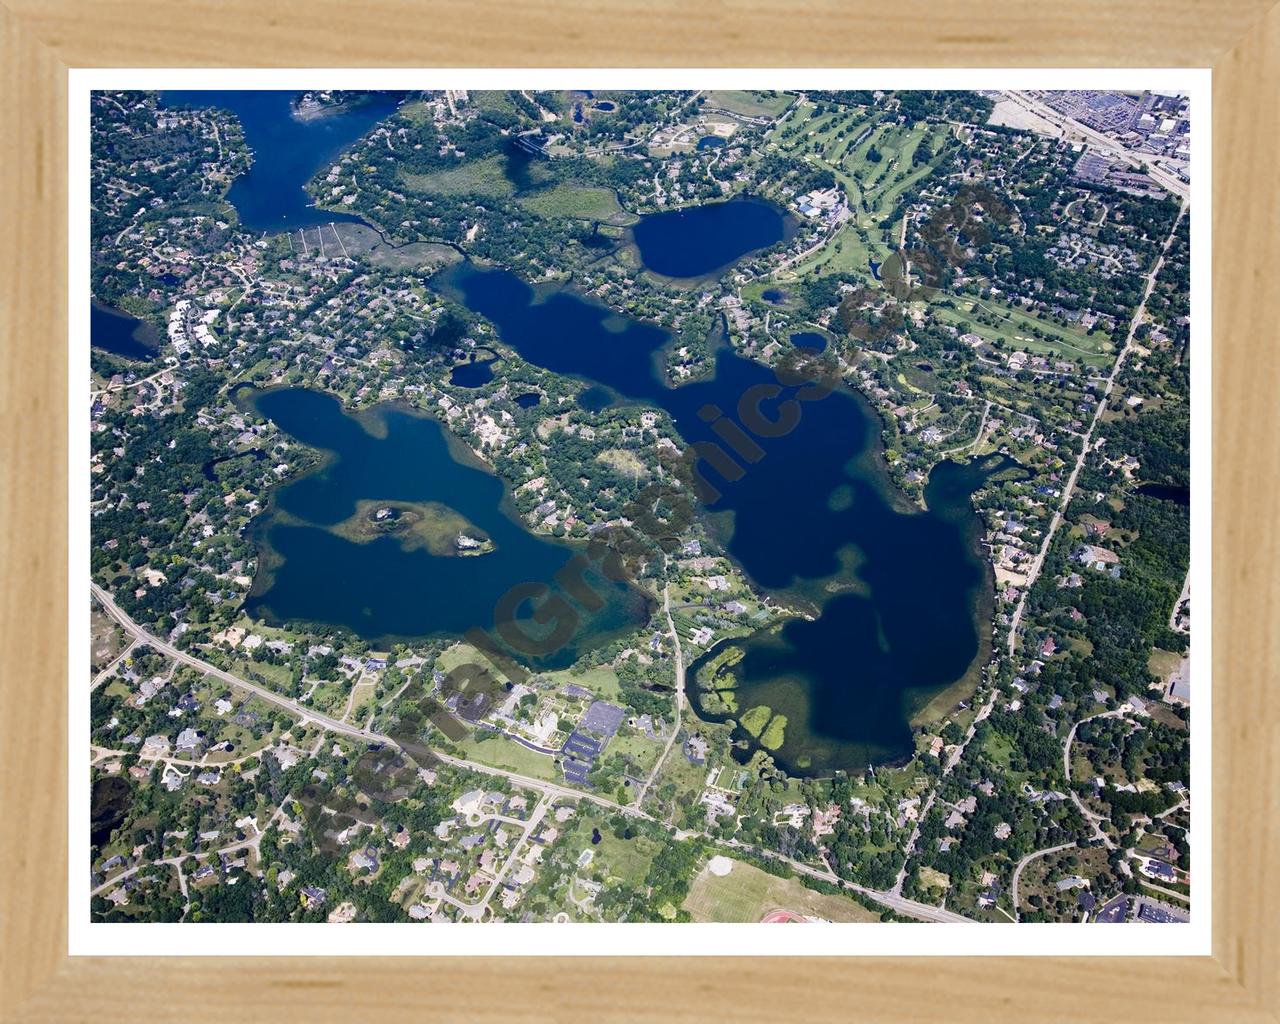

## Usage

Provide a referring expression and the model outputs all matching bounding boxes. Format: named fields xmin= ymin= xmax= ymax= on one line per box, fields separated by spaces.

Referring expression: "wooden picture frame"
xmin=2 ymin=2 xmax=1276 ymax=1019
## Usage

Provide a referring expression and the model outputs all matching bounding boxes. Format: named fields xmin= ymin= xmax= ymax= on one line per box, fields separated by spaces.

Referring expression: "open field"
xmin=931 ymin=297 xmax=1114 ymax=365
xmin=398 ymin=99 xmax=434 ymax=125
xmin=90 ymin=608 xmax=129 ymax=677
xmin=683 ymin=858 xmax=881 ymax=923
xmin=704 ymin=90 xmax=793 ymax=119
xmin=366 ymin=240 xmax=460 ymax=271
xmin=607 ymin=731 xmax=663 ymax=775
xmin=583 ymin=822 xmax=662 ymax=887
xmin=543 ymin=665 xmax=622 ymax=700
xmin=454 ymin=729 xmax=561 ymax=782
xmin=1148 ymin=647 xmax=1184 ymax=679
xmin=402 ymin=155 xmax=516 ymax=198
xmin=518 ymin=184 xmax=636 ymax=225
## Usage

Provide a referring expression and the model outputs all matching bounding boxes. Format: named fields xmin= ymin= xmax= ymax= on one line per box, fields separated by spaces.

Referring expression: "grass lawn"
xmin=608 ymin=731 xmax=662 ymax=775
xmin=543 ymin=665 xmax=621 ymax=700
xmin=871 ymin=125 xmax=951 ymax=214
xmin=454 ymin=730 xmax=561 ymax=782
xmin=233 ymin=658 xmax=293 ymax=694
xmin=741 ymin=279 xmax=798 ymax=309
xmin=705 ymin=90 xmax=793 ymax=119
xmin=1147 ymin=648 xmax=1183 ymax=679
xmin=366 ymin=240 xmax=460 ymax=272
xmin=590 ymin=827 xmax=661 ymax=887
xmin=398 ymin=100 xmax=434 ymax=125
xmin=683 ymin=858 xmax=880 ymax=923
xmin=932 ymin=298 xmax=1114 ymax=365
xmin=402 ymin=155 xmax=515 ymax=198
xmin=983 ymin=730 xmax=1016 ymax=768
xmin=770 ymin=107 xmax=953 ymax=282
xmin=518 ymin=184 xmax=636 ymax=225
xmin=435 ymin=641 xmax=513 ymax=684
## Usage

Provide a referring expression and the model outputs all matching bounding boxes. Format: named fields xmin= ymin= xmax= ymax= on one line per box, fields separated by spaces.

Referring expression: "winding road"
xmin=1010 ymin=841 xmax=1077 ymax=917
xmin=89 ymin=582 xmax=966 ymax=924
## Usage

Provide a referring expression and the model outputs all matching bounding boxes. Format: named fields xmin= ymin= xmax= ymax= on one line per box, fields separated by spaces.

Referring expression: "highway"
xmin=1000 ymin=91 xmax=1189 ymax=202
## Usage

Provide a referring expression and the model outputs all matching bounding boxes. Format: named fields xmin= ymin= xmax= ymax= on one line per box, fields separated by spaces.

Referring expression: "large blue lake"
xmin=188 ymin=92 xmax=1013 ymax=774
xmin=244 ymin=388 xmax=652 ymax=665
xmin=631 ymin=195 xmax=793 ymax=279
xmin=433 ymin=263 xmax=1018 ymax=773
xmin=161 ymin=90 xmax=404 ymax=232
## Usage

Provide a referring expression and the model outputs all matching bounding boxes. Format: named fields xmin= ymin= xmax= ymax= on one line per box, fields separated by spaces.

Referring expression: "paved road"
xmin=635 ymin=578 xmax=684 ymax=807
xmin=433 ymin=795 xmax=552 ymax=920
xmin=892 ymin=686 xmax=997 ymax=896
xmin=92 ymin=583 xmax=384 ymax=743
xmin=1062 ymin=708 xmax=1124 ymax=848
xmin=1007 ymin=202 xmax=1187 ymax=656
xmin=90 ymin=583 xmax=973 ymax=924
xmin=1001 ymin=91 xmax=1189 ymax=202
xmin=90 ymin=584 xmax=642 ymax=816
xmin=90 ymin=365 xmax=173 ymax=399
xmin=718 ymin=837 xmax=971 ymax=924
xmin=1010 ymin=841 xmax=1077 ymax=918
xmin=90 ymin=637 xmax=138 ymax=690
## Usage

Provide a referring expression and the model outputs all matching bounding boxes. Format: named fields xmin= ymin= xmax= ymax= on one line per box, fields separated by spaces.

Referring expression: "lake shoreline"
xmin=238 ymin=385 xmax=657 ymax=661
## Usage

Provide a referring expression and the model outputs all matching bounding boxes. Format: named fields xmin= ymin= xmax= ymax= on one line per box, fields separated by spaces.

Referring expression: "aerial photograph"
xmin=87 ymin=86 xmax=1193 ymax=928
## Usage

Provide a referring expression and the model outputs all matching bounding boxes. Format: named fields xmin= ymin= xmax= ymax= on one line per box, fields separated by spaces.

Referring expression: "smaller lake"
xmin=91 ymin=300 xmax=160 ymax=362
xmin=514 ymin=392 xmax=542 ymax=409
xmin=91 ymin=775 xmax=131 ymax=849
xmin=1136 ymin=482 xmax=1190 ymax=506
xmin=762 ymin=288 xmax=788 ymax=305
xmin=449 ymin=350 xmax=499 ymax=388
xmin=697 ymin=135 xmax=727 ymax=151
xmin=790 ymin=331 xmax=828 ymax=353
xmin=631 ymin=196 xmax=794 ymax=280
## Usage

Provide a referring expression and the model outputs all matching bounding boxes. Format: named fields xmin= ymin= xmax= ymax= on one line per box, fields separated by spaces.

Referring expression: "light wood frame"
xmin=2 ymin=2 xmax=1277 ymax=1020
